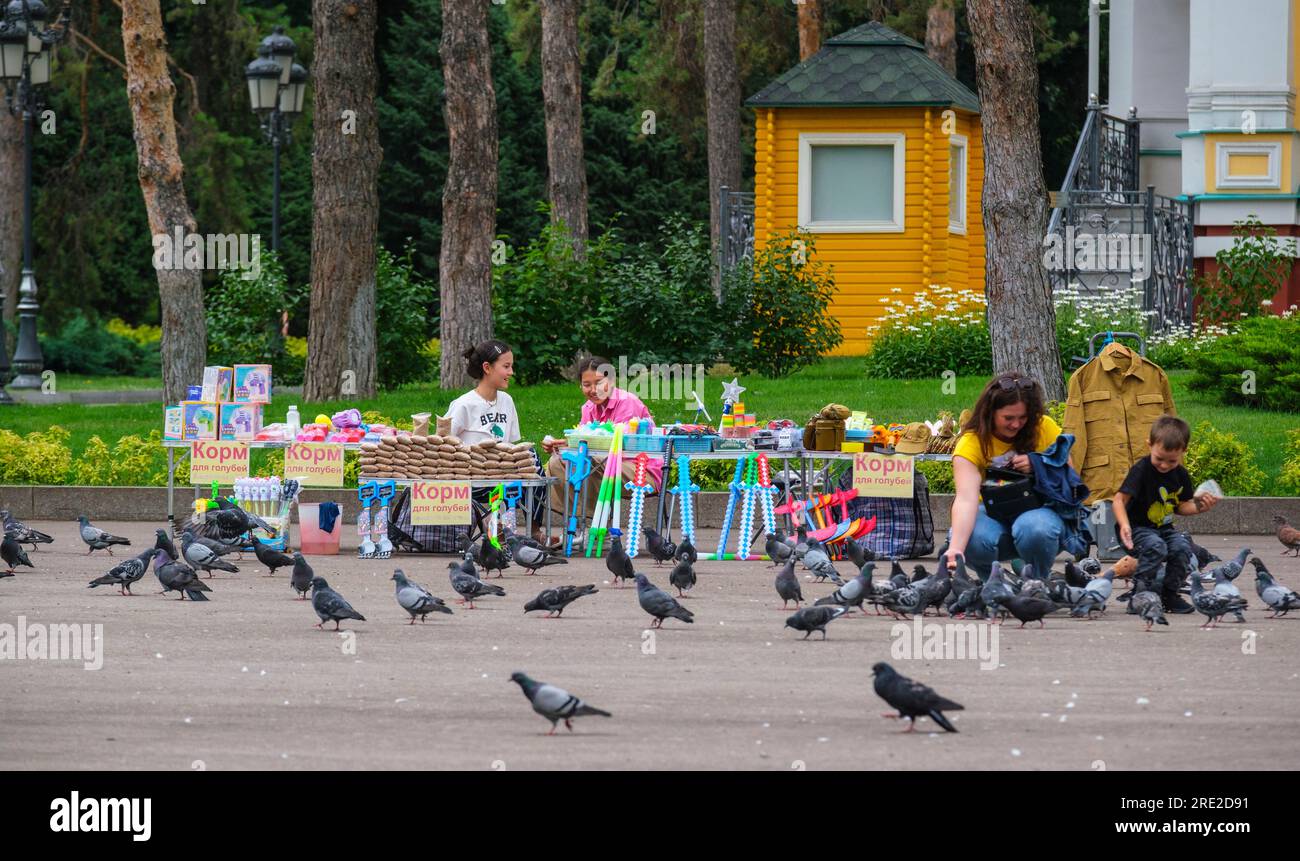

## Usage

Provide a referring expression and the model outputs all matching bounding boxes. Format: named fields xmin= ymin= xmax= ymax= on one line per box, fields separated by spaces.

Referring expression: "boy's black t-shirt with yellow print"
xmin=1118 ymin=456 xmax=1195 ymax=529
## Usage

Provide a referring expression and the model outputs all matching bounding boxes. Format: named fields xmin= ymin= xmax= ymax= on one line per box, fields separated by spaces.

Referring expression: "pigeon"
xmin=1189 ymin=572 xmax=1246 ymax=628
xmin=785 ymin=605 xmax=849 ymax=640
xmin=253 ymin=540 xmax=294 ymax=576
xmin=1128 ymin=590 xmax=1168 ymax=631
xmin=289 ymin=553 xmax=314 ymax=600
xmin=1048 ymin=577 xmax=1086 ymax=606
xmin=152 ymin=549 xmax=210 ymax=601
xmin=871 ymin=662 xmax=963 ymax=733
xmin=792 ymin=526 xmax=811 ymax=561
xmin=634 ymin=573 xmax=694 ymax=628
xmin=913 ymin=563 xmax=953 ymax=615
xmin=88 ymin=547 xmax=153 ymax=595
xmin=181 ymin=530 xmax=239 ymax=577
xmin=391 ymin=570 xmax=451 ymax=624
xmin=1206 ymin=546 xmax=1251 ymax=583
xmin=1070 ymin=568 xmax=1115 ymax=619
xmin=1184 ymin=533 xmax=1219 ymax=568
xmin=880 ymin=583 xmax=925 ymax=618
xmin=154 ymin=528 xmax=180 ymax=562
xmin=765 ymin=529 xmax=794 ymax=567
xmin=945 ymin=556 xmax=981 ymax=615
xmin=1078 ymin=557 xmax=1103 ymax=578
xmin=78 ymin=516 xmax=131 ymax=556
xmin=1251 ymin=557 xmax=1300 ymax=618
xmin=310 ymin=576 xmax=366 ymax=630
xmin=843 ymin=539 xmax=874 ymax=569
xmin=947 ymin=584 xmax=985 ymax=619
xmin=1 ymin=509 xmax=53 ymax=550
xmin=802 ymin=540 xmax=844 ymax=585
xmin=1003 ymin=595 xmax=1065 ymax=628
xmin=505 ymin=535 xmax=568 ymax=575
xmin=458 ymin=534 xmax=484 ymax=565
xmin=910 ymin=563 xmax=932 ymax=583
xmin=454 ymin=550 xmax=480 ymax=580
xmin=480 ymin=535 xmax=511 ymax=578
xmin=2 ymin=534 xmax=34 ymax=574
xmin=644 ymin=528 xmax=677 ymax=566
xmin=1063 ymin=560 xmax=1091 ymax=589
xmin=389 ymin=521 xmax=424 ymax=553
xmin=509 ymin=672 xmax=611 ymax=735
xmin=1274 ymin=516 xmax=1300 ymax=556
xmin=1019 ymin=578 xmax=1051 ymax=601
xmin=981 ymin=565 xmax=1016 ymax=622
xmin=774 ymin=558 xmax=804 ymax=609
xmin=524 ymin=584 xmax=599 ymax=618
xmin=674 ymin=536 xmax=698 ymax=566
xmin=606 ymin=534 xmax=636 ymax=587
xmin=188 ymin=503 xmax=267 ymax=546
xmin=668 ymin=557 xmax=696 ymax=597
xmin=447 ymin=561 xmax=505 ymax=609
xmin=815 ymin=562 xmax=872 ymax=613
xmin=889 ymin=558 xmax=907 ymax=581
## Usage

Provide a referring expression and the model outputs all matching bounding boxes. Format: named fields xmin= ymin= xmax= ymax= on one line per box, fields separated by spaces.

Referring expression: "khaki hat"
xmin=895 ymin=422 xmax=932 ymax=455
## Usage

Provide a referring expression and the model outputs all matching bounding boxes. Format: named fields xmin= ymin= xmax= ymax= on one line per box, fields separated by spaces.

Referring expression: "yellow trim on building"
xmin=1203 ymin=133 xmax=1291 ymax=193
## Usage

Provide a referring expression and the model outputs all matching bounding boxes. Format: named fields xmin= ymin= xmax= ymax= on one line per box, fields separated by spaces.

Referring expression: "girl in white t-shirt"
xmin=447 ymin=340 xmax=552 ymax=545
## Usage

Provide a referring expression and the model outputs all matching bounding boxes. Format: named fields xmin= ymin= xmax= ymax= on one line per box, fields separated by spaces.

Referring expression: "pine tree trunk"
xmin=0 ymin=111 xmax=21 ymax=326
xmin=304 ymin=0 xmax=381 ymax=401
xmin=704 ymin=0 xmax=741 ymax=273
xmin=121 ymin=0 xmax=206 ymax=405
xmin=540 ymin=0 xmax=587 ymax=253
xmin=797 ymin=0 xmax=822 ymax=61
xmin=926 ymin=1 xmax=957 ymax=76
xmin=439 ymin=0 xmax=498 ymax=390
xmin=967 ymin=0 xmax=1065 ymax=400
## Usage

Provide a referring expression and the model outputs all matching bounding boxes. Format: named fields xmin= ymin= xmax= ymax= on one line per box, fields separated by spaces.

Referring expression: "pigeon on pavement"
xmin=289 ymin=553 xmax=314 ymax=600
xmin=524 ymin=584 xmax=598 ymax=618
xmin=784 ymin=605 xmax=849 ymax=640
xmin=1070 ymin=568 xmax=1115 ymax=619
xmin=1274 ymin=516 xmax=1300 ymax=557
xmin=1003 ymin=595 xmax=1065 ymax=628
xmin=644 ymin=528 xmax=677 ymax=566
xmin=447 ymin=562 xmax=505 ymax=609
xmin=765 ymin=529 xmax=794 ymax=567
xmin=1211 ymin=549 xmax=1251 ymax=622
xmin=182 ymin=530 xmax=239 ymax=577
xmin=802 ymin=540 xmax=844 ymax=585
xmin=792 ymin=527 xmax=811 ymax=561
xmin=310 ymin=576 xmax=366 ymax=630
xmin=480 ymin=535 xmax=511 ymax=578
xmin=775 ymin=558 xmax=804 ymax=609
xmin=634 ymin=573 xmax=694 ymax=628
xmin=78 ymin=516 xmax=131 ymax=556
xmin=843 ymin=539 xmax=874 ymax=570
xmin=391 ymin=570 xmax=452 ymax=624
xmin=871 ymin=662 xmax=963 ymax=733
xmin=981 ymin=565 xmax=1016 ymax=622
xmin=674 ymin=536 xmax=698 ymax=566
xmin=1 ymin=534 xmax=34 ymax=575
xmin=1 ymin=509 xmax=53 ymax=550
xmin=1128 ymin=591 xmax=1168 ymax=631
xmin=668 ymin=557 xmax=696 ymax=597
xmin=253 ymin=540 xmax=294 ymax=576
xmin=1189 ymin=572 xmax=1246 ymax=628
xmin=508 ymin=672 xmax=611 ymax=735
xmin=606 ymin=534 xmax=636 ymax=587
xmin=152 ymin=549 xmax=210 ymax=601
xmin=506 ymin=535 xmax=568 ymax=575
xmin=816 ymin=561 xmax=873 ymax=613
xmin=1251 ymin=557 xmax=1300 ymax=617
xmin=88 ymin=547 xmax=153 ymax=595
xmin=153 ymin=528 xmax=180 ymax=562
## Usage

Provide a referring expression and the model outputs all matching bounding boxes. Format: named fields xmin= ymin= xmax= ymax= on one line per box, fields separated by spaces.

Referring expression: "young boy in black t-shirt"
xmin=1112 ymin=415 xmax=1218 ymax=613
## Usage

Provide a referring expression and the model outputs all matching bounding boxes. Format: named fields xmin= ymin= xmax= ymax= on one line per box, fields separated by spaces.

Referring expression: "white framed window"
xmin=1214 ymin=141 xmax=1282 ymax=189
xmin=948 ymin=134 xmax=967 ymax=234
xmin=797 ymin=133 xmax=905 ymax=232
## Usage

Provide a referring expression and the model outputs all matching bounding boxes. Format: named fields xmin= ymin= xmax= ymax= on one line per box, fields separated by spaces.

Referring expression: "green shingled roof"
xmin=745 ymin=21 xmax=980 ymax=112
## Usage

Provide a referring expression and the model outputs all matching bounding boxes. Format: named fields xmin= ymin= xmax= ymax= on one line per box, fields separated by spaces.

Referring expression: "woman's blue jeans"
xmin=950 ymin=506 xmax=1068 ymax=582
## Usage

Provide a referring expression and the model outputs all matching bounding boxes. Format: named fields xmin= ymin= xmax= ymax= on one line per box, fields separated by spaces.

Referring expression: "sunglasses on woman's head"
xmin=995 ymin=376 xmax=1035 ymax=391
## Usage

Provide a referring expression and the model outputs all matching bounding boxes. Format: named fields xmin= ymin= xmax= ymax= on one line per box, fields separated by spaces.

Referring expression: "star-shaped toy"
xmin=721 ymin=377 xmax=746 ymax=406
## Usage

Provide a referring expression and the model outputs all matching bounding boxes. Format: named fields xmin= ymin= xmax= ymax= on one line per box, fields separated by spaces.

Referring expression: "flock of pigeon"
xmin=4 ymin=505 xmax=1300 ymax=736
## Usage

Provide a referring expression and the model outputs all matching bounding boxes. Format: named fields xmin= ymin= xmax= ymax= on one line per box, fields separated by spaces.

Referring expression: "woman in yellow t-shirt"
xmin=944 ymin=372 xmax=1069 ymax=582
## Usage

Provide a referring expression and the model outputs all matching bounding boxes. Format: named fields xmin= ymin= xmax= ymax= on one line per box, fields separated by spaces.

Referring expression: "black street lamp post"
xmin=245 ymin=25 xmax=308 ymax=255
xmin=0 ymin=0 xmax=68 ymax=402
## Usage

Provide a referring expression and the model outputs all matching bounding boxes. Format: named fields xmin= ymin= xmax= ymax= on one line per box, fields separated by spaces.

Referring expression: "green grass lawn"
xmin=3 ymin=359 xmax=1297 ymax=493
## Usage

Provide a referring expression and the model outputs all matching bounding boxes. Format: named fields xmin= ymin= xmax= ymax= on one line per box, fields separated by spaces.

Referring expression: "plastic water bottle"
xmin=286 ymin=405 xmax=301 ymax=440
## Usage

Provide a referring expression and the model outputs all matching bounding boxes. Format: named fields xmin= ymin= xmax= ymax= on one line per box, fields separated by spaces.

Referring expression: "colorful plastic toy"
xmin=623 ymin=453 xmax=653 ymax=558
xmin=561 ymin=441 xmax=592 ymax=557
xmin=668 ymin=454 xmax=700 ymax=547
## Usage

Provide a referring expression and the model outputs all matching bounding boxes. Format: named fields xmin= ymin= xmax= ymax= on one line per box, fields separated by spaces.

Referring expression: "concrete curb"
xmin=3 ymin=485 xmax=1297 ymax=534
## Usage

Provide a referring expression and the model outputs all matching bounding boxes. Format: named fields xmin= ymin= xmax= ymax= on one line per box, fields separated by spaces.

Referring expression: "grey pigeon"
xmin=792 ymin=527 xmax=811 ymax=561
xmin=88 ymin=547 xmax=153 ymax=595
xmin=765 ymin=529 xmax=794 ymax=567
xmin=1003 ymin=595 xmax=1065 ymax=628
xmin=447 ymin=562 xmax=505 ymax=609
xmin=785 ymin=604 xmax=849 ymax=640
xmin=1070 ymin=568 xmax=1115 ymax=619
xmin=289 ymin=553 xmax=313 ymax=600
xmin=881 ymin=583 xmax=925 ymax=618
xmin=154 ymin=528 xmax=180 ymax=562
xmin=78 ymin=516 xmax=131 ymax=556
xmin=1078 ymin=557 xmax=1103 ymax=578
xmin=1184 ymin=533 xmax=1219 ymax=569
xmin=1189 ymin=573 xmax=1246 ymax=629
xmin=1019 ymin=578 xmax=1051 ymax=601
xmin=843 ymin=538 xmax=874 ymax=570
xmin=524 ymin=584 xmax=598 ymax=618
xmin=509 ymin=672 xmax=611 ymax=735
xmin=1063 ymin=560 xmax=1090 ymax=588
xmin=802 ymin=540 xmax=844 ymax=585
xmin=774 ymin=557 xmax=804 ymax=609
xmin=310 ymin=576 xmax=365 ymax=630
xmin=982 ymin=565 xmax=1017 ymax=622
xmin=480 ymin=535 xmax=511 ymax=578
xmin=871 ymin=662 xmax=963 ymax=733
xmin=674 ymin=536 xmax=697 ymax=565
xmin=1211 ymin=549 xmax=1251 ymax=622
xmin=668 ymin=557 xmax=696 ymax=597
xmin=1 ymin=534 xmax=33 ymax=574
xmin=505 ymin=535 xmax=568 ymax=575
xmin=1251 ymin=557 xmax=1300 ymax=618
xmin=1 ymin=509 xmax=53 ymax=550
xmin=913 ymin=563 xmax=953 ymax=615
xmin=253 ymin=540 xmax=294 ymax=576
xmin=634 ymin=573 xmax=694 ymax=628
xmin=644 ymin=528 xmax=677 ymax=566
xmin=152 ymin=549 xmax=210 ymax=601
xmin=459 ymin=533 xmax=484 ymax=564
xmin=391 ymin=569 xmax=452 ymax=624
xmin=816 ymin=561 xmax=873 ymax=612
xmin=182 ymin=530 xmax=239 ymax=577
xmin=1128 ymin=591 xmax=1168 ymax=631
xmin=945 ymin=555 xmax=980 ymax=613
xmin=606 ymin=534 xmax=636 ymax=587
